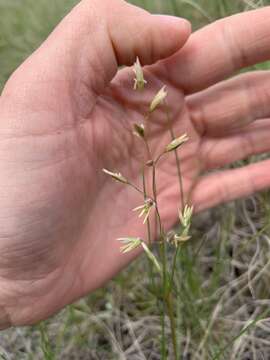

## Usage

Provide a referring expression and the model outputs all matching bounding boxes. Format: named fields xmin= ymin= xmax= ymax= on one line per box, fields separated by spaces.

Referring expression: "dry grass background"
xmin=1 ymin=0 xmax=270 ymax=359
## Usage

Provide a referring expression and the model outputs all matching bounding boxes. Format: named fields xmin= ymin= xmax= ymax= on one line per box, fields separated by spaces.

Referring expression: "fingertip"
xmin=153 ymin=14 xmax=192 ymax=41
xmin=147 ymin=14 xmax=191 ymax=63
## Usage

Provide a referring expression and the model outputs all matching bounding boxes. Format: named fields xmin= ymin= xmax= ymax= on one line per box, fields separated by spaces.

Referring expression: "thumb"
xmin=102 ymin=0 xmax=191 ymax=71
xmin=3 ymin=0 xmax=191 ymax=96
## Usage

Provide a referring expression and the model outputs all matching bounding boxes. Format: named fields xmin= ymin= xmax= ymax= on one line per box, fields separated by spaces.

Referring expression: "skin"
xmin=0 ymin=0 xmax=270 ymax=328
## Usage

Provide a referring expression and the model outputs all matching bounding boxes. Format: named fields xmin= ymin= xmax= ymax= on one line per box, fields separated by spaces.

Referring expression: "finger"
xmin=192 ymin=159 xmax=270 ymax=213
xmin=201 ymin=119 xmax=270 ymax=170
xmin=160 ymin=6 xmax=270 ymax=94
xmin=3 ymin=0 xmax=191 ymax=97
xmin=187 ymin=71 xmax=270 ymax=136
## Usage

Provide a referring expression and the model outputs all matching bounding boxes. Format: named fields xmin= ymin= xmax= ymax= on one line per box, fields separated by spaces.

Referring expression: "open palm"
xmin=1 ymin=0 xmax=270 ymax=328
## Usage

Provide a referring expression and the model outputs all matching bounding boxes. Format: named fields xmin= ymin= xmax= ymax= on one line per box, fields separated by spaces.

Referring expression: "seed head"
xmin=117 ymin=237 xmax=142 ymax=253
xmin=133 ymin=198 xmax=155 ymax=224
xmin=133 ymin=123 xmax=145 ymax=139
xmin=173 ymin=233 xmax=192 ymax=246
xmin=149 ymin=86 xmax=168 ymax=112
xmin=102 ymin=169 xmax=128 ymax=184
xmin=167 ymin=205 xmax=193 ymax=247
xmin=179 ymin=205 xmax=193 ymax=228
xmin=165 ymin=134 xmax=189 ymax=153
xmin=146 ymin=160 xmax=154 ymax=167
xmin=133 ymin=57 xmax=147 ymax=91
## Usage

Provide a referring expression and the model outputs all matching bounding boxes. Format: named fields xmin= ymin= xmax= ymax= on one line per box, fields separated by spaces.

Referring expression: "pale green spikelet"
xmin=171 ymin=205 xmax=193 ymax=246
xmin=133 ymin=123 xmax=145 ymax=139
xmin=149 ymin=86 xmax=168 ymax=112
xmin=133 ymin=57 xmax=147 ymax=91
xmin=102 ymin=169 xmax=128 ymax=184
xmin=165 ymin=134 xmax=189 ymax=153
xmin=133 ymin=199 xmax=155 ymax=224
xmin=117 ymin=237 xmax=142 ymax=254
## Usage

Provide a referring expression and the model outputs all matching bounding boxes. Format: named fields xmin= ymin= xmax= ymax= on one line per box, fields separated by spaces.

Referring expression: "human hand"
xmin=0 ymin=0 xmax=191 ymax=329
xmin=0 ymin=1 xmax=270 ymax=328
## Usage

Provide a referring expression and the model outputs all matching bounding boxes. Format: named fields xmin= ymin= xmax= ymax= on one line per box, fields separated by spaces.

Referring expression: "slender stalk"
xmin=164 ymin=102 xmax=187 ymax=359
xmin=158 ymin=232 xmax=178 ymax=360
xmin=152 ymin=157 xmax=180 ymax=359
xmin=142 ymin=167 xmax=156 ymax=293
xmin=165 ymin=104 xmax=185 ymax=207
xmin=127 ymin=182 xmax=144 ymax=196
xmin=166 ymin=293 xmax=178 ymax=360
xmin=152 ymin=159 xmax=168 ymax=359
xmin=160 ymin=241 xmax=167 ymax=360
xmin=144 ymin=136 xmax=168 ymax=358
xmin=142 ymin=168 xmax=152 ymax=245
xmin=169 ymin=245 xmax=181 ymax=292
xmin=152 ymin=166 xmax=164 ymax=237
xmin=144 ymin=137 xmax=152 ymax=162
xmin=145 ymin=104 xmax=185 ymax=360
xmin=127 ymin=181 xmax=157 ymax=207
